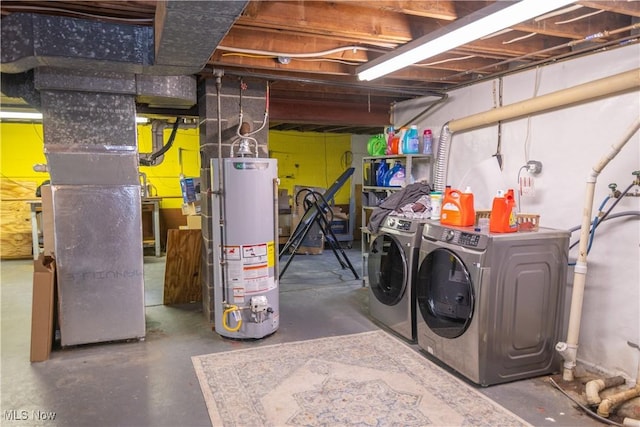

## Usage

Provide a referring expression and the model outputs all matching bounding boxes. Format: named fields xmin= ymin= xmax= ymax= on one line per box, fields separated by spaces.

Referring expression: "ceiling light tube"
xmin=0 ymin=111 xmax=150 ymax=123
xmin=357 ymin=0 xmax=575 ymax=81
xmin=0 ymin=111 xmax=43 ymax=120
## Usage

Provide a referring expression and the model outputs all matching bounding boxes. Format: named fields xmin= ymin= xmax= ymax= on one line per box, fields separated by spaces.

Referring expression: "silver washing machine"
xmin=416 ymin=221 xmax=569 ymax=386
xmin=368 ymin=216 xmax=426 ymax=342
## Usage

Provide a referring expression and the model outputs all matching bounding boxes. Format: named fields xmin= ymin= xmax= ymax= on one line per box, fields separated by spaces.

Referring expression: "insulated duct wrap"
xmin=45 ymin=145 xmax=139 ymax=185
xmin=52 ymin=184 xmax=145 ymax=346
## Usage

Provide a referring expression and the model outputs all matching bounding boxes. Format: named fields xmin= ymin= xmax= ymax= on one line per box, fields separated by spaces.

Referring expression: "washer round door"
xmin=416 ymin=247 xmax=474 ymax=338
xmin=368 ymin=234 xmax=408 ymax=306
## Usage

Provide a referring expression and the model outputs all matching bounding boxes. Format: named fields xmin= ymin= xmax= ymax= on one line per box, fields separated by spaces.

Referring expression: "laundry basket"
xmin=474 ymin=210 xmax=540 ymax=231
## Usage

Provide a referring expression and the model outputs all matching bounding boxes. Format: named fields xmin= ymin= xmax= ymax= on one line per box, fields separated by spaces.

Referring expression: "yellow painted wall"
xmin=0 ymin=123 xmax=47 ymax=189
xmin=137 ymin=123 xmax=200 ymax=208
xmin=1 ymin=123 xmax=353 ymax=209
xmin=0 ymin=122 xmax=200 ymax=208
xmin=269 ymin=130 xmax=353 ymax=208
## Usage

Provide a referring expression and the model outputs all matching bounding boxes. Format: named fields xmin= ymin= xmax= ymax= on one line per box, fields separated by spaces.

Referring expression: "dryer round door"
xmin=416 ymin=247 xmax=474 ymax=338
xmin=368 ymin=234 xmax=408 ymax=306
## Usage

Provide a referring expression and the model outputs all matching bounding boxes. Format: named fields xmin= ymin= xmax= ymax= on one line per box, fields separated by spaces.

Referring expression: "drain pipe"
xmin=556 ymin=119 xmax=640 ymax=381
xmin=433 ymin=68 xmax=640 ymax=192
xmin=597 ymin=342 xmax=640 ymax=418
xmin=585 ymin=376 xmax=627 ymax=405
xmin=140 ymin=118 xmax=196 ymax=166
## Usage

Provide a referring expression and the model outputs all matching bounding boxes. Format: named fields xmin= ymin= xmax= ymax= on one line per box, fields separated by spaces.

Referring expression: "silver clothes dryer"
xmin=416 ymin=221 xmax=569 ymax=386
xmin=368 ymin=216 xmax=426 ymax=342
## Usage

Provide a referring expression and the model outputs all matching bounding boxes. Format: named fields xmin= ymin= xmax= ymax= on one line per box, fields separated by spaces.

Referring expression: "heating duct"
xmin=432 ymin=67 xmax=640 ymax=391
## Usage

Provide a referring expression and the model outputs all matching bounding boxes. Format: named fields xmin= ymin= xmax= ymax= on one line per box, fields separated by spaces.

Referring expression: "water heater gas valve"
xmin=250 ymin=296 xmax=269 ymax=313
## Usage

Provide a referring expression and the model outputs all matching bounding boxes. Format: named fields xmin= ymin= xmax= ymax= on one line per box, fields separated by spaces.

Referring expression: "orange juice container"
xmin=489 ymin=189 xmax=518 ymax=233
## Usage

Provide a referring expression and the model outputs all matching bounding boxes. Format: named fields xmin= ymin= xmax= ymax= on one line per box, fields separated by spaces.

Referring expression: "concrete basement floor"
xmin=1 ymin=246 xmax=604 ymax=426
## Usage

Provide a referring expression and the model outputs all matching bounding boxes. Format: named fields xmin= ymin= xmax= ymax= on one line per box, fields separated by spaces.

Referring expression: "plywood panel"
xmin=1 ymin=179 xmax=37 ymax=259
xmin=163 ymin=229 xmax=202 ymax=305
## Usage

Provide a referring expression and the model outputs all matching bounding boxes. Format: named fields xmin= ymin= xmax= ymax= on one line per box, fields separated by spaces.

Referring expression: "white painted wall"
xmin=393 ymin=44 xmax=640 ymax=382
xmin=351 ymin=134 xmax=371 ymax=186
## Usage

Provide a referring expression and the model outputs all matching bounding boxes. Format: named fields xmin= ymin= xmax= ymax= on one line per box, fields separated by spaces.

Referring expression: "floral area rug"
xmin=192 ymin=330 xmax=531 ymax=426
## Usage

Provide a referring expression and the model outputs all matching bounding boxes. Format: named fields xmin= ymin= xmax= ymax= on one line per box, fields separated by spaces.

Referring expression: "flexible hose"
xmin=567 ymin=212 xmax=639 ymax=265
xmin=139 ymin=118 xmax=181 ymax=166
xmin=222 ymin=305 xmax=242 ymax=332
xmin=433 ymin=123 xmax=452 ymax=192
xmin=568 ymin=180 xmax=638 ymax=251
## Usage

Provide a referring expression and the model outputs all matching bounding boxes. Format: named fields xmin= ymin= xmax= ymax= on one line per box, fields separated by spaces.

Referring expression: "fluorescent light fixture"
xmin=0 ymin=111 xmax=43 ymax=120
xmin=357 ymin=0 xmax=575 ymax=81
xmin=0 ymin=110 xmax=150 ymax=123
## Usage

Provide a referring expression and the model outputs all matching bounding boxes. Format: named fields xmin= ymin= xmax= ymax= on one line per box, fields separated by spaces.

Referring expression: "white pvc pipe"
xmin=624 ymin=417 xmax=640 ymax=427
xmin=557 ymin=119 xmax=640 ymax=381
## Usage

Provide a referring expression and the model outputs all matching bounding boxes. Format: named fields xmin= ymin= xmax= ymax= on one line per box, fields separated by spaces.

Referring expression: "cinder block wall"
xmin=197 ymin=76 xmax=268 ymax=323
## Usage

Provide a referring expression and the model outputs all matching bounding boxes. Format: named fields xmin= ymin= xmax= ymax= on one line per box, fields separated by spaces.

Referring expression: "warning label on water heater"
xmin=224 ymin=242 xmax=276 ymax=303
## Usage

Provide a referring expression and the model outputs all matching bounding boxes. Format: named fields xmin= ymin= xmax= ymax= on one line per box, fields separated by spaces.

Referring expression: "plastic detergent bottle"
xmin=460 ymin=186 xmax=476 ymax=226
xmin=422 ymin=129 xmax=433 ymax=155
xmin=386 ymin=126 xmax=395 ymax=155
xmin=376 ymin=161 xmax=388 ymax=187
xmin=385 ymin=161 xmax=404 ymax=187
xmin=489 ymin=189 xmax=518 ymax=233
xmin=441 ymin=186 xmax=475 ymax=227
xmin=397 ymin=127 xmax=407 ymax=154
xmin=430 ymin=191 xmax=443 ymax=220
xmin=404 ymin=125 xmax=420 ymax=154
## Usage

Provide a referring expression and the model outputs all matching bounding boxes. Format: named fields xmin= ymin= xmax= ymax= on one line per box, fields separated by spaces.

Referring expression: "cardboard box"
xmin=293 ymin=185 xmax=326 ymax=216
xmin=181 ymin=201 xmax=201 ymax=216
xmin=278 ymin=189 xmax=291 ymax=213
xmin=186 ymin=215 xmax=202 ymax=230
xmin=30 ymin=255 xmax=56 ymax=362
xmin=278 ymin=213 xmax=291 ymax=237
xmin=330 ymin=219 xmax=348 ymax=235
xmin=41 ymin=185 xmax=54 ymax=256
xmin=290 ymin=212 xmax=324 ymax=254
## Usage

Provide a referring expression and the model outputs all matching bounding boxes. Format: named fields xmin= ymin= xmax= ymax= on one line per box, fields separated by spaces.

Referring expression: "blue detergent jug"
xmin=403 ymin=125 xmax=420 ymax=154
xmin=384 ymin=161 xmax=405 ymax=187
xmin=376 ymin=161 xmax=388 ymax=187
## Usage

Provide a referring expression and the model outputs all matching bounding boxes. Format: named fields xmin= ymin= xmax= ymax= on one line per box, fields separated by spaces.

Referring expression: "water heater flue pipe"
xmin=433 ymin=68 xmax=640 ymax=191
xmin=556 ymin=118 xmax=640 ymax=382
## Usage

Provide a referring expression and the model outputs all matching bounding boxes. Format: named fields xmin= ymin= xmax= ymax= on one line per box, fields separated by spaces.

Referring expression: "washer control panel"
xmin=459 ymin=232 xmax=481 ymax=247
xmin=385 ymin=217 xmax=416 ymax=232
xmin=423 ymin=221 xmax=489 ymax=250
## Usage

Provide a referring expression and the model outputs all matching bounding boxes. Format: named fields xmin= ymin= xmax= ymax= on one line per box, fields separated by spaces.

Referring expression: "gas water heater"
xmin=211 ymin=157 xmax=279 ymax=339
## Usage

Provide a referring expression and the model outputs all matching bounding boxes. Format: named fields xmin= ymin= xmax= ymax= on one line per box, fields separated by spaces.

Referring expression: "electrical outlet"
xmin=527 ymin=160 xmax=542 ymax=174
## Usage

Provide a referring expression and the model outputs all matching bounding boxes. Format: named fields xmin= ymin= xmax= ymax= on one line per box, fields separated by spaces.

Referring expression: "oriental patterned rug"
xmin=192 ymin=330 xmax=531 ymax=427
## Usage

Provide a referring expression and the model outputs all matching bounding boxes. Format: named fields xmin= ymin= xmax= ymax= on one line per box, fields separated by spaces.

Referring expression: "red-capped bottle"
xmin=422 ymin=129 xmax=433 ymax=155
